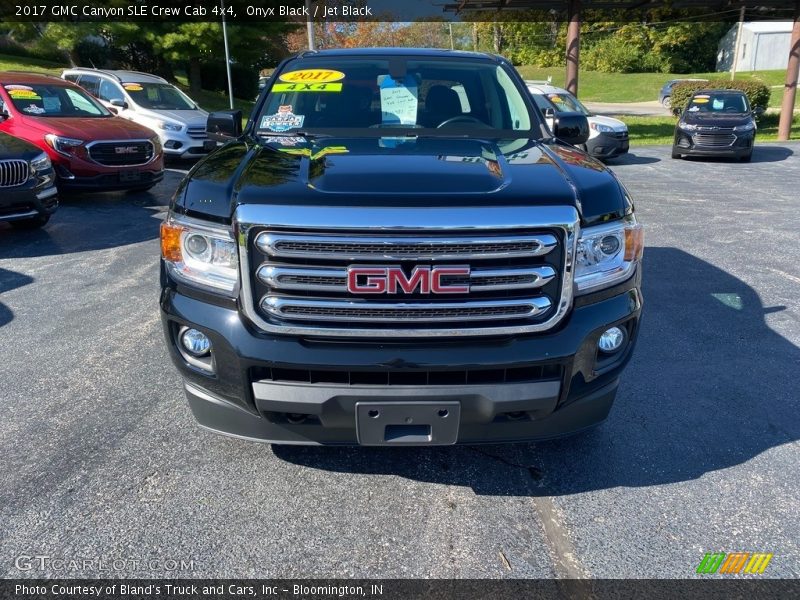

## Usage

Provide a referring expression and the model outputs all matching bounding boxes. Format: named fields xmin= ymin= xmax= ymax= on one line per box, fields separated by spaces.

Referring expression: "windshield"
xmin=3 ymin=83 xmax=111 ymax=118
xmin=545 ymin=92 xmax=590 ymax=116
xmin=123 ymin=82 xmax=196 ymax=110
xmin=257 ymin=58 xmax=535 ymax=134
xmin=686 ymin=92 xmax=750 ymax=114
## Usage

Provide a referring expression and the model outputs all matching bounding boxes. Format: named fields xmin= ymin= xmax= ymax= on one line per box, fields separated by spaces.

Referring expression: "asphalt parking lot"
xmin=1 ymin=143 xmax=799 ymax=579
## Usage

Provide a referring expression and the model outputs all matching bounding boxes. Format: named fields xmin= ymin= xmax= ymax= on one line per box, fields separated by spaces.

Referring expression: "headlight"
xmin=161 ymin=215 xmax=238 ymax=294
xmin=574 ymin=215 xmax=643 ymax=294
xmin=29 ymin=152 xmax=51 ymax=173
xmin=44 ymin=134 xmax=85 ymax=156
xmin=156 ymin=121 xmax=183 ymax=132
xmin=733 ymin=121 xmax=755 ymax=132
xmin=590 ymin=122 xmax=614 ymax=133
xmin=678 ymin=121 xmax=697 ymax=131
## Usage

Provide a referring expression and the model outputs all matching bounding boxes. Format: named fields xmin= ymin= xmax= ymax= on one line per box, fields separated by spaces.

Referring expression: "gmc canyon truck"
xmin=160 ymin=49 xmax=643 ymax=445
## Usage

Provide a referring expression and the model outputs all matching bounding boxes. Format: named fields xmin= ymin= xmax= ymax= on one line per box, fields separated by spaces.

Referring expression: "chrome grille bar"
xmin=0 ymin=160 xmax=29 ymax=188
xmin=258 ymin=265 xmax=556 ymax=293
xmin=262 ymin=296 xmax=552 ymax=323
xmin=255 ymin=232 xmax=558 ymax=261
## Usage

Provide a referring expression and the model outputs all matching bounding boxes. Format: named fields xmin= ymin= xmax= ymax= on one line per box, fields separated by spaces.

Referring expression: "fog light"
xmin=181 ymin=328 xmax=211 ymax=357
xmin=598 ymin=326 xmax=626 ymax=353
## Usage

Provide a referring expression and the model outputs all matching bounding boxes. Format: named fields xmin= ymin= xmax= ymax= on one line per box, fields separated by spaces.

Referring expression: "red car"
xmin=0 ymin=73 xmax=163 ymax=192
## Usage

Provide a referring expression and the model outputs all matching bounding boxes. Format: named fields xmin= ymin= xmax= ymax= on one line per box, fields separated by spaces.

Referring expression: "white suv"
xmin=526 ymin=81 xmax=629 ymax=161
xmin=62 ymin=68 xmax=216 ymax=160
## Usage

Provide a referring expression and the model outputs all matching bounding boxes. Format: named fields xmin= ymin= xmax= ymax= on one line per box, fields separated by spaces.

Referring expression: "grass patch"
xmin=618 ymin=114 xmax=800 ymax=145
xmin=515 ymin=66 xmax=798 ymax=108
xmin=0 ymin=53 xmax=63 ymax=76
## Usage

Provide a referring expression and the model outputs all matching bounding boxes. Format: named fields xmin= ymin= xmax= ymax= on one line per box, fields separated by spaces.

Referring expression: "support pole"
xmin=221 ymin=0 xmax=234 ymax=109
xmin=306 ymin=0 xmax=316 ymax=50
xmin=730 ymin=5 xmax=746 ymax=81
xmin=566 ymin=0 xmax=581 ymax=96
xmin=778 ymin=2 xmax=800 ymax=141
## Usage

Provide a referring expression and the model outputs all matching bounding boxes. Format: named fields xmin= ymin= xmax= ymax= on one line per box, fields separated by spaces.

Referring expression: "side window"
xmin=63 ymin=74 xmax=79 ymax=83
xmin=98 ymin=79 xmax=124 ymax=103
xmin=78 ymin=75 xmax=100 ymax=96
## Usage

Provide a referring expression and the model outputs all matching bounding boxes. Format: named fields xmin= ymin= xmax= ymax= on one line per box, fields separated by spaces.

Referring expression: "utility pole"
xmin=449 ymin=23 xmax=454 ymax=50
xmin=565 ymin=0 xmax=581 ymax=96
xmin=730 ymin=5 xmax=746 ymax=81
xmin=221 ymin=0 xmax=234 ymax=109
xmin=306 ymin=0 xmax=316 ymax=50
xmin=778 ymin=2 xmax=800 ymax=141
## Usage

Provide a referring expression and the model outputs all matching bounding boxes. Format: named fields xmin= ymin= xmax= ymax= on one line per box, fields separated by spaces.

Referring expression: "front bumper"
xmin=586 ymin=132 xmax=629 ymax=159
xmin=0 ymin=175 xmax=58 ymax=222
xmin=55 ymin=165 xmax=164 ymax=191
xmin=160 ymin=266 xmax=642 ymax=445
xmin=159 ymin=131 xmax=217 ymax=158
xmin=673 ymin=129 xmax=754 ymax=157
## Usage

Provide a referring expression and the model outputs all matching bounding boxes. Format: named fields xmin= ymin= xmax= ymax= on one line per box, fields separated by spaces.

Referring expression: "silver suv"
xmin=61 ymin=68 xmax=216 ymax=160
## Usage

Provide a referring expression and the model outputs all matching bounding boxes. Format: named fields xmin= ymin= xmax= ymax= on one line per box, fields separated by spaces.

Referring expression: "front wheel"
xmin=662 ymin=96 xmax=671 ymax=109
xmin=9 ymin=214 xmax=50 ymax=229
xmin=671 ymin=148 xmax=682 ymax=159
xmin=740 ymin=151 xmax=753 ymax=163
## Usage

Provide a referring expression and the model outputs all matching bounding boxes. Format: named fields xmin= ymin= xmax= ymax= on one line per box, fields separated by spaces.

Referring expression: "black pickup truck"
xmin=160 ymin=49 xmax=643 ymax=445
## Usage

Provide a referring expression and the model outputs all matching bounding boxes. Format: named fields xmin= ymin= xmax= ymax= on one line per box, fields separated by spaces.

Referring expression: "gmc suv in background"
xmin=160 ymin=49 xmax=644 ymax=446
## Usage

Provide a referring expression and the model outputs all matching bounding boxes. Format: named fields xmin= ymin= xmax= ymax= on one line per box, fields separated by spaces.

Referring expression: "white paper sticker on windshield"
xmin=22 ymin=104 xmax=45 ymax=114
xmin=379 ymin=75 xmax=418 ymax=125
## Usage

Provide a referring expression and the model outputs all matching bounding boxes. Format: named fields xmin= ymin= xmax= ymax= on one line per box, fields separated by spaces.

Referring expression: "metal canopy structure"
xmin=444 ymin=0 xmax=800 ymax=140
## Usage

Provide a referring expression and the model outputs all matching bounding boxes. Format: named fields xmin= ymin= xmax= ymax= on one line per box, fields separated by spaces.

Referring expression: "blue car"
xmin=659 ymin=79 xmax=708 ymax=109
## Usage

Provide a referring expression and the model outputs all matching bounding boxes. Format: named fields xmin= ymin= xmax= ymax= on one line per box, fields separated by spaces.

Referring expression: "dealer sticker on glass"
xmin=260 ymin=105 xmax=305 ymax=132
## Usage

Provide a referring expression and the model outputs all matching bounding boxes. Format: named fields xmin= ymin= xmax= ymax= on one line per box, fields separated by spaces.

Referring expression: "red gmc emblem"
xmin=347 ymin=266 xmax=470 ymax=294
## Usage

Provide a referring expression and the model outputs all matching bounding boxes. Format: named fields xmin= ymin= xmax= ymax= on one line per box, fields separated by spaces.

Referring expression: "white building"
xmin=717 ymin=21 xmax=795 ymax=72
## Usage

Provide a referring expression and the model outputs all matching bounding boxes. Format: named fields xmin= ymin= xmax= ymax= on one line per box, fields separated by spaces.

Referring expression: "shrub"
xmin=670 ymin=79 xmax=771 ymax=116
xmin=199 ymin=61 xmax=257 ymax=100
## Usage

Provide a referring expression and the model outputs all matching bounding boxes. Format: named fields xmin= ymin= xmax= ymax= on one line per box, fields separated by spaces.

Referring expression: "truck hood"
xmin=680 ymin=111 xmax=753 ymax=128
xmin=177 ymin=136 xmax=629 ymax=226
xmin=19 ymin=115 xmax=156 ymax=140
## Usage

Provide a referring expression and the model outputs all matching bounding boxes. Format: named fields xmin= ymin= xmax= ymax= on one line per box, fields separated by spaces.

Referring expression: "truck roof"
xmin=295 ymin=47 xmax=501 ymax=61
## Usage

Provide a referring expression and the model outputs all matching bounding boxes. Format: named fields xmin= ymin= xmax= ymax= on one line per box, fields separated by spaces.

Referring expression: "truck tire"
xmin=671 ymin=148 xmax=682 ymax=159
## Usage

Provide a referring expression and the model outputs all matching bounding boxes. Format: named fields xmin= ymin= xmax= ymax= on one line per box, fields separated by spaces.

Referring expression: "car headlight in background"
xmin=44 ymin=134 xmax=86 ymax=157
xmin=149 ymin=135 xmax=163 ymax=154
xmin=29 ymin=152 xmax=51 ymax=173
xmin=161 ymin=215 xmax=238 ymax=294
xmin=590 ymin=122 xmax=614 ymax=133
xmin=678 ymin=121 xmax=698 ymax=131
xmin=574 ymin=215 xmax=643 ymax=294
xmin=156 ymin=121 xmax=183 ymax=132
xmin=733 ymin=121 xmax=756 ymax=132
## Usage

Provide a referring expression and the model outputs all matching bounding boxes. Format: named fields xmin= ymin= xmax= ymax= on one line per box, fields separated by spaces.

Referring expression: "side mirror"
xmin=544 ymin=107 xmax=555 ymax=120
xmin=207 ymin=110 xmax=243 ymax=141
xmin=110 ymin=98 xmax=128 ymax=110
xmin=753 ymin=106 xmax=765 ymax=116
xmin=0 ymin=107 xmax=8 ymax=121
xmin=553 ymin=111 xmax=589 ymax=146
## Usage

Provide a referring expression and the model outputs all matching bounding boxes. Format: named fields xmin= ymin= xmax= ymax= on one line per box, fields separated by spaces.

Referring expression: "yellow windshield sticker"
xmin=123 ymin=83 xmax=143 ymax=91
xmin=692 ymin=98 xmax=709 ymax=104
xmin=273 ymin=82 xmax=343 ymax=93
xmin=7 ymin=89 xmax=41 ymax=100
xmin=279 ymin=69 xmax=345 ymax=84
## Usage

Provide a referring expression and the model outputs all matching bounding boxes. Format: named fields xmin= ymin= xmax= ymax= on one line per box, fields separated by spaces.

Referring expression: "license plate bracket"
xmin=356 ymin=401 xmax=460 ymax=446
xmin=119 ymin=170 xmax=141 ymax=183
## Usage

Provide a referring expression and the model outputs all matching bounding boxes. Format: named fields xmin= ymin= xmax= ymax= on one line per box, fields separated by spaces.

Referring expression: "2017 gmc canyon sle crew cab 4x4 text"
xmin=160 ymin=49 xmax=643 ymax=446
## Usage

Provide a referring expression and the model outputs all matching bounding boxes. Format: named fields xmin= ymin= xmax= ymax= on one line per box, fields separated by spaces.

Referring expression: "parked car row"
xmin=0 ymin=68 xmax=217 ymax=229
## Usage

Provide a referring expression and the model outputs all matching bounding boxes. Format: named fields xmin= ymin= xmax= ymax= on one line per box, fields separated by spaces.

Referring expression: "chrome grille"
xmin=256 ymin=232 xmax=557 ymax=261
xmin=237 ymin=204 xmax=579 ymax=338
xmin=263 ymin=296 xmax=552 ymax=322
xmin=0 ymin=159 xmax=29 ymax=188
xmin=187 ymin=127 xmax=207 ymax=140
xmin=693 ymin=133 xmax=736 ymax=147
xmin=258 ymin=265 xmax=556 ymax=292
xmin=87 ymin=140 xmax=154 ymax=166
